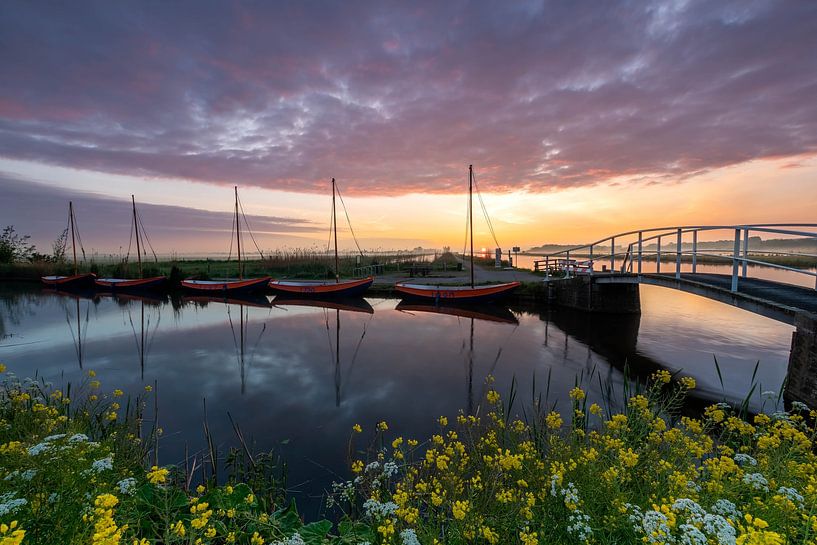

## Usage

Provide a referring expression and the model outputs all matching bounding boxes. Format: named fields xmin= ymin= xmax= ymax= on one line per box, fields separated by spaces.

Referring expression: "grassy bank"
xmin=2 ymin=364 xmax=815 ymax=543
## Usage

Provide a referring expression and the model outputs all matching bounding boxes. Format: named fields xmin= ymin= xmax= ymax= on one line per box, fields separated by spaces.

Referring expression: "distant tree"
xmin=52 ymin=227 xmax=69 ymax=263
xmin=0 ymin=226 xmax=36 ymax=263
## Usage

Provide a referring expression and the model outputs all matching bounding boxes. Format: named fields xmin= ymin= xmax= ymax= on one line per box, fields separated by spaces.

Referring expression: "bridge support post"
xmin=589 ymin=244 xmax=594 ymax=276
xmin=785 ymin=312 xmax=817 ymax=408
xmin=551 ymin=276 xmax=640 ymax=314
xmin=692 ymin=231 xmax=697 ymax=274
xmin=742 ymin=228 xmax=749 ymax=278
xmin=676 ymin=228 xmax=682 ymax=279
xmin=731 ymin=229 xmax=740 ymax=292
xmin=657 ymin=236 xmax=661 ymax=274
xmin=610 ymin=237 xmax=615 ymax=273
xmin=637 ymin=231 xmax=642 ymax=275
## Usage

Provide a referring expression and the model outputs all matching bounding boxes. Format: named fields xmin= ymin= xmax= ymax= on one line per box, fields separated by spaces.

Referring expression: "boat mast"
xmin=132 ymin=195 xmax=143 ymax=278
xmin=332 ymin=178 xmax=339 ymax=283
xmin=469 ymin=165 xmax=474 ymax=288
xmin=235 ymin=186 xmax=242 ymax=280
xmin=69 ymin=201 xmax=78 ymax=275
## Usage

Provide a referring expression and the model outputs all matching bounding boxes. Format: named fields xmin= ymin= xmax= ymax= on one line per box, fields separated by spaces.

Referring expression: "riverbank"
xmin=1 ymin=364 xmax=813 ymax=544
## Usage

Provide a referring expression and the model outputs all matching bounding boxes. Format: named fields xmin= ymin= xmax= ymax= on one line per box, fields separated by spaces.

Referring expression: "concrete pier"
xmin=549 ymin=276 xmax=641 ymax=314
xmin=785 ymin=312 xmax=817 ymax=407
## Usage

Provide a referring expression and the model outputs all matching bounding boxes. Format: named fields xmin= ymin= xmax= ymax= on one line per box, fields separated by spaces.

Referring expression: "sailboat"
xmin=181 ymin=187 xmax=271 ymax=294
xmin=268 ymin=178 xmax=373 ymax=297
xmin=95 ymin=196 xmax=167 ymax=291
xmin=41 ymin=202 xmax=96 ymax=288
xmin=395 ymin=165 xmax=519 ymax=302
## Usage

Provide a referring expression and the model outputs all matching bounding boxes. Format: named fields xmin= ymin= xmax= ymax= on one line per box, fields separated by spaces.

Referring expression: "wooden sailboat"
xmin=395 ymin=165 xmax=519 ymax=302
xmin=41 ymin=202 xmax=96 ymax=288
xmin=95 ymin=196 xmax=167 ymax=291
xmin=269 ymin=178 xmax=373 ymax=297
xmin=181 ymin=187 xmax=271 ymax=294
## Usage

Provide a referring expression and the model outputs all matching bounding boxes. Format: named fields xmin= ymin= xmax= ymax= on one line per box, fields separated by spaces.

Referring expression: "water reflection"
xmin=0 ymin=284 xmax=795 ymax=516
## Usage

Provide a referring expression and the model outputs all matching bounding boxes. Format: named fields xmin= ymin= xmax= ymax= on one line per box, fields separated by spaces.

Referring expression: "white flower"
xmin=711 ymin=499 xmax=741 ymax=521
xmin=742 ymin=472 xmax=769 ymax=492
xmin=43 ymin=434 xmax=66 ymax=442
xmin=567 ymin=510 xmax=593 ymax=542
xmin=27 ymin=442 xmax=50 ymax=456
xmin=777 ymin=486 xmax=804 ymax=508
xmin=364 ymin=461 xmax=381 ymax=473
xmin=117 ymin=477 xmax=137 ymax=495
xmin=791 ymin=401 xmax=809 ymax=412
xmin=672 ymin=498 xmax=705 ymax=523
xmin=680 ymin=523 xmax=707 ymax=545
xmin=400 ymin=529 xmax=420 ymax=545
xmin=48 ymin=492 xmax=59 ymax=504
xmin=702 ymin=513 xmax=736 ymax=545
xmin=382 ymin=461 xmax=399 ymax=478
xmin=733 ymin=453 xmax=757 ymax=467
xmin=0 ymin=494 xmax=27 ymax=516
xmin=68 ymin=434 xmax=90 ymax=443
xmin=362 ymin=499 xmax=398 ymax=518
xmin=641 ymin=510 xmax=672 ymax=543
xmin=90 ymin=457 xmax=114 ymax=473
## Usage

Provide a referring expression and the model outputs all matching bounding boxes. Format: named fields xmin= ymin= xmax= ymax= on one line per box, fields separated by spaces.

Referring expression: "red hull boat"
xmin=394 ymin=281 xmax=520 ymax=303
xmin=268 ymin=276 xmax=373 ymax=297
xmin=181 ymin=277 xmax=271 ymax=294
xmin=41 ymin=273 xmax=97 ymax=289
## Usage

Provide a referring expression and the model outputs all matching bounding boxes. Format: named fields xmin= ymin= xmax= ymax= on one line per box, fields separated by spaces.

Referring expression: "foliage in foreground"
xmin=2 ymin=363 xmax=817 ymax=544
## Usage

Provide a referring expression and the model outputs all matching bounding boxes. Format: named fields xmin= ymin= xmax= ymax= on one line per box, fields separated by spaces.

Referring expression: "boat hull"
xmin=95 ymin=276 xmax=167 ymax=291
xmin=268 ymin=277 xmax=373 ymax=297
xmin=394 ymin=281 xmax=521 ymax=303
xmin=41 ymin=273 xmax=97 ymax=289
xmin=180 ymin=277 xmax=271 ymax=294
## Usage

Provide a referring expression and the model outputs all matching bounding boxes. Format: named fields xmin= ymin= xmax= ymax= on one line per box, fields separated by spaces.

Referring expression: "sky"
xmin=1 ymin=0 xmax=816 ymax=255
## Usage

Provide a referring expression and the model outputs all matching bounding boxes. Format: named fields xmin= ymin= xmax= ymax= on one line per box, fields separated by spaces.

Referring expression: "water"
xmin=0 ymin=284 xmax=794 ymax=517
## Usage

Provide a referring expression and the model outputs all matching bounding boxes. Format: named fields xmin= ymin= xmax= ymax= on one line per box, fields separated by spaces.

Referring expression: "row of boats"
xmin=41 ymin=167 xmax=521 ymax=304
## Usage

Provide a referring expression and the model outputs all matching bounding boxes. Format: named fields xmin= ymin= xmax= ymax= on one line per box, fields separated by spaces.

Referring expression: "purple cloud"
xmin=0 ymin=0 xmax=815 ymax=195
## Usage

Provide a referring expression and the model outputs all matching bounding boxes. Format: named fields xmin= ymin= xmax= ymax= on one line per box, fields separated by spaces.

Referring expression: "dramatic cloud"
xmin=0 ymin=174 xmax=319 ymax=253
xmin=1 ymin=0 xmax=815 ymax=195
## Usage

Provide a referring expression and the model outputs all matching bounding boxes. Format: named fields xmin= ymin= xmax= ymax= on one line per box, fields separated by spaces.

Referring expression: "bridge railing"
xmin=533 ymin=224 xmax=817 ymax=292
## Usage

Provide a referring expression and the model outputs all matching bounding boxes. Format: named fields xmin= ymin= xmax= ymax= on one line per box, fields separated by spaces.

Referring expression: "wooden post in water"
xmin=731 ymin=229 xmax=741 ymax=292
xmin=675 ymin=228 xmax=682 ymax=279
xmin=742 ymin=228 xmax=749 ymax=278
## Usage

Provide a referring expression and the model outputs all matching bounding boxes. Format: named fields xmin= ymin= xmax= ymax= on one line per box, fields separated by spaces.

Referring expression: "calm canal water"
xmin=0 ymin=283 xmax=794 ymax=517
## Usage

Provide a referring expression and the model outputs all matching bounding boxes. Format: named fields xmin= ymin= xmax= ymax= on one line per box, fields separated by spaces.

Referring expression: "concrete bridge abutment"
xmin=549 ymin=276 xmax=641 ymax=314
xmin=785 ymin=312 xmax=817 ymax=407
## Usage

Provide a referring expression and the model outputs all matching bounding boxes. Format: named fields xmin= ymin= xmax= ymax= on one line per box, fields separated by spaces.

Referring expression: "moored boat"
xmin=181 ymin=186 xmax=271 ymax=295
xmin=395 ymin=165 xmax=519 ymax=304
xmin=394 ymin=281 xmax=520 ymax=303
xmin=42 ymin=201 xmax=96 ymax=289
xmin=95 ymin=196 xmax=167 ymax=291
xmin=268 ymin=276 xmax=373 ymax=297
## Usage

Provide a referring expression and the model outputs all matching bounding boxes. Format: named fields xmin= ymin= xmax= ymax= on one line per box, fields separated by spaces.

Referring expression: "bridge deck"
xmin=643 ymin=273 xmax=817 ymax=320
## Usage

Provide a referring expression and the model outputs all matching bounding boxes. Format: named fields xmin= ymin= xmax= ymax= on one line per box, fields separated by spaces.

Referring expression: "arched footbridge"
xmin=531 ymin=224 xmax=817 ymax=325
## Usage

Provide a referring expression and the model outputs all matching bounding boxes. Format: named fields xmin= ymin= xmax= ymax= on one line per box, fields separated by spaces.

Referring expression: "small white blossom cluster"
xmin=362 ymin=498 xmax=398 ymax=519
xmin=117 ymin=477 xmax=137 ymax=495
xmin=742 ymin=472 xmax=769 ymax=491
xmin=791 ymin=401 xmax=809 ymax=412
xmin=678 ymin=523 xmax=707 ymax=545
xmin=4 ymin=469 xmax=36 ymax=482
xmin=271 ymin=533 xmax=305 ymax=545
xmin=90 ymin=456 xmax=114 ymax=473
xmin=399 ymin=528 xmax=420 ymax=545
xmin=732 ymin=453 xmax=757 ymax=467
xmin=327 ymin=480 xmax=355 ymax=507
xmin=710 ymin=499 xmax=741 ymax=520
xmin=0 ymin=492 xmax=28 ymax=516
xmin=27 ymin=442 xmax=51 ymax=456
xmin=777 ymin=486 xmax=804 ymax=508
xmin=382 ymin=461 xmax=399 ymax=478
xmin=567 ymin=511 xmax=593 ymax=543
xmin=626 ymin=502 xmax=737 ymax=545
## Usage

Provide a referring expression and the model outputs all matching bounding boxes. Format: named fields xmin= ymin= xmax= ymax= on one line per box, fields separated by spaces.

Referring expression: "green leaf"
xmin=299 ymin=519 xmax=333 ymax=543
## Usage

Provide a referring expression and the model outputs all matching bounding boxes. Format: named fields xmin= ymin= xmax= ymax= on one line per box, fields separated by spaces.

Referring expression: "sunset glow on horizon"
xmin=1 ymin=1 xmax=816 ymax=255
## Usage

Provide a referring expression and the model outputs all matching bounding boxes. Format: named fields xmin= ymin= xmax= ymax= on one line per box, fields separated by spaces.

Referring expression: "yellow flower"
xmin=486 ymin=390 xmax=501 ymax=404
xmin=392 ymin=437 xmax=404 ymax=448
xmin=352 ymin=424 xmax=362 ymax=433
xmin=589 ymin=403 xmax=602 ymax=416
xmin=438 ymin=415 xmax=448 ymax=426
xmin=545 ymin=412 xmax=562 ymax=430
xmin=205 ymin=527 xmax=216 ymax=538
xmin=377 ymin=421 xmax=388 ymax=431
xmin=144 ymin=385 xmax=152 ymax=392
xmin=245 ymin=493 xmax=255 ymax=504
xmin=250 ymin=532 xmax=264 ymax=545
xmin=0 ymin=364 xmax=6 ymax=373
xmin=569 ymin=387 xmax=585 ymax=401
xmin=196 ymin=484 xmax=205 ymax=494
xmin=113 ymin=389 xmax=123 ymax=397
xmin=452 ymin=500 xmax=470 ymax=520
xmin=147 ymin=465 xmax=169 ymax=485
xmin=679 ymin=376 xmax=696 ymax=389
xmin=520 ymin=530 xmax=538 ymax=545
xmin=88 ymin=370 xmax=96 ymax=377
xmin=0 ymin=521 xmax=25 ymax=545
xmin=90 ymin=380 xmax=101 ymax=389
xmin=225 ymin=485 xmax=233 ymax=495
xmin=352 ymin=460 xmax=364 ymax=473
xmin=652 ymin=370 xmax=672 ymax=384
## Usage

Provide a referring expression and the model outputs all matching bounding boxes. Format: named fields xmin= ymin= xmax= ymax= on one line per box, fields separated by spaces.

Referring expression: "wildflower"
xmin=377 ymin=421 xmax=388 ymax=431
xmin=250 ymin=532 xmax=264 ymax=545
xmin=205 ymin=527 xmax=216 ymax=538
xmin=0 ymin=364 xmax=6 ymax=373
xmin=742 ymin=472 xmax=769 ymax=492
xmin=452 ymin=500 xmax=469 ymax=520
xmin=88 ymin=370 xmax=96 ymax=377
xmin=113 ymin=389 xmax=123 ymax=397
xmin=400 ymin=529 xmax=420 ymax=545
xmin=545 ymin=412 xmax=562 ymax=429
xmin=589 ymin=403 xmax=602 ymax=416
xmin=147 ymin=465 xmax=169 ymax=485
xmin=352 ymin=424 xmax=362 ymax=433
xmin=652 ymin=370 xmax=672 ymax=384
xmin=438 ymin=415 xmax=448 ymax=426
xmin=363 ymin=499 xmax=398 ymax=518
xmin=144 ymin=384 xmax=152 ymax=392
xmin=117 ymin=478 xmax=137 ymax=495
xmin=352 ymin=460 xmax=364 ymax=473
xmin=245 ymin=493 xmax=255 ymax=504
xmin=569 ymin=387 xmax=585 ymax=400
xmin=520 ymin=530 xmax=538 ymax=545
xmin=0 ymin=521 xmax=25 ymax=545
xmin=90 ymin=380 xmax=101 ymax=389
xmin=486 ymin=390 xmax=501 ymax=404
xmin=90 ymin=457 xmax=113 ymax=473
xmin=679 ymin=376 xmax=696 ymax=389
